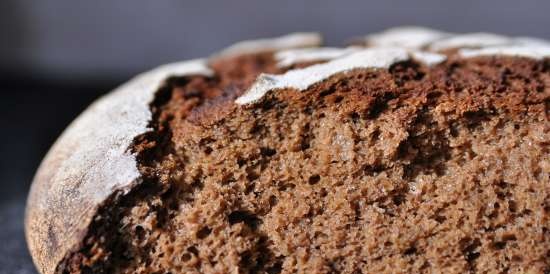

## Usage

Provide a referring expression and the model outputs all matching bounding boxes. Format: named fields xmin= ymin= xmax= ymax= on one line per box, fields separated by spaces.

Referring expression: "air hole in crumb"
xmin=404 ymin=246 xmax=417 ymax=256
xmin=246 ymin=171 xmax=260 ymax=181
xmin=350 ymin=112 xmax=360 ymax=123
xmin=260 ymin=147 xmax=277 ymax=157
xmin=449 ymin=122 xmax=459 ymax=137
xmin=191 ymin=180 xmax=204 ymax=190
xmin=497 ymin=181 xmax=509 ymax=188
xmin=187 ymin=246 xmax=199 ymax=256
xmin=508 ymin=200 xmax=517 ymax=212
xmin=492 ymin=241 xmax=507 ymax=250
xmin=239 ymin=251 xmax=253 ymax=268
xmin=502 ymin=234 xmax=517 ymax=242
xmin=135 ymin=225 xmax=145 ymax=240
xmin=364 ymin=164 xmax=385 ymax=176
xmin=245 ymin=182 xmax=256 ymax=194
xmin=461 ymin=238 xmax=481 ymax=264
xmin=237 ymin=157 xmax=247 ymax=167
xmin=249 ymin=122 xmax=264 ymax=134
xmin=511 ymin=255 xmax=523 ymax=262
xmin=367 ymin=92 xmax=395 ymax=119
xmin=308 ymin=175 xmax=321 ymax=185
xmin=426 ymin=90 xmax=443 ymax=100
xmin=266 ymin=261 xmax=283 ymax=274
xmin=319 ymin=87 xmax=336 ymax=97
xmin=181 ymin=253 xmax=192 ymax=262
xmin=259 ymin=99 xmax=277 ymax=111
xmin=300 ymin=138 xmax=310 ymax=151
xmin=392 ymin=194 xmax=405 ymax=206
xmin=269 ymin=195 xmax=278 ymax=207
xmin=434 ymin=215 xmax=447 ymax=223
xmin=220 ymin=173 xmax=236 ymax=185
xmin=319 ymin=188 xmax=328 ymax=197
xmin=196 ymin=226 xmax=212 ymax=239
xmin=228 ymin=210 xmax=261 ymax=229
xmin=182 ymin=87 xmax=201 ymax=98
xmin=279 ymin=183 xmax=296 ymax=191
xmin=198 ymin=137 xmax=214 ymax=146
xmin=371 ymin=129 xmax=381 ymax=141
xmin=155 ymin=207 xmax=169 ymax=228
xmin=334 ymin=95 xmax=344 ymax=103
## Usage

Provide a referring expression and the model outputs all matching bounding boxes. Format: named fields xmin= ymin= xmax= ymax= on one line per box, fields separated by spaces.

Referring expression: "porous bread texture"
xmin=82 ymin=54 xmax=549 ymax=274
xmin=25 ymin=33 xmax=319 ymax=274
xmin=26 ymin=27 xmax=550 ymax=274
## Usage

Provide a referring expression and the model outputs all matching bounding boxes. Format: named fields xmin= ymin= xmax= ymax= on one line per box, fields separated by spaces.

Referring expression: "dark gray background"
xmin=1 ymin=0 xmax=549 ymax=273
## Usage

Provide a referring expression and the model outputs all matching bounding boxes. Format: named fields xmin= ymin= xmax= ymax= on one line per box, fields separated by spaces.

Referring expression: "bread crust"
xmin=24 ymin=60 xmax=213 ymax=274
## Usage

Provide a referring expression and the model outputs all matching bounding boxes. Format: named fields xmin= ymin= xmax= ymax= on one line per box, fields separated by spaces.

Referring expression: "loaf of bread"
xmin=26 ymin=27 xmax=550 ymax=274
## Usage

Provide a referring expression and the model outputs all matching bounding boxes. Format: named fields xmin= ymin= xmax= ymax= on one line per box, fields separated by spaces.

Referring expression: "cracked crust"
xmin=24 ymin=60 xmax=214 ymax=274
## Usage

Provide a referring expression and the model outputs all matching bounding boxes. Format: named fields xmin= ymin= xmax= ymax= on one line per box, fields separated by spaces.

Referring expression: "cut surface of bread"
xmin=26 ymin=28 xmax=550 ymax=274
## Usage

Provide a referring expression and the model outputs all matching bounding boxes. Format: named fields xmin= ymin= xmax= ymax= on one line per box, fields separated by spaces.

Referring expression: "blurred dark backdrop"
xmin=1 ymin=0 xmax=549 ymax=273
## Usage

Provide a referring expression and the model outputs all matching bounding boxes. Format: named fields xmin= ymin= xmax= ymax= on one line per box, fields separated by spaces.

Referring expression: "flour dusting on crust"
xmin=237 ymin=27 xmax=550 ymax=105
xmin=275 ymin=47 xmax=361 ymax=67
xmin=214 ymin=32 xmax=322 ymax=59
xmin=236 ymin=48 xmax=411 ymax=104
xmin=460 ymin=45 xmax=550 ymax=59
xmin=364 ymin=26 xmax=450 ymax=49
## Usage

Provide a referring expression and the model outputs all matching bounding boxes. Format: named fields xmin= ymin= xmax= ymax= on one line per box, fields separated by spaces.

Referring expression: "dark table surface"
xmin=0 ymin=81 xmax=111 ymax=274
xmin=1 ymin=198 xmax=36 ymax=274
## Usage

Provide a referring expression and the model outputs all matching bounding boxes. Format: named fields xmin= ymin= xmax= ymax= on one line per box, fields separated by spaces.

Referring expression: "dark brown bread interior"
xmin=61 ymin=51 xmax=549 ymax=274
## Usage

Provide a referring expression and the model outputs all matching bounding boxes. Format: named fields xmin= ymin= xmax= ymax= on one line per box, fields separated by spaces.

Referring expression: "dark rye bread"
xmin=26 ymin=28 xmax=549 ymax=274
